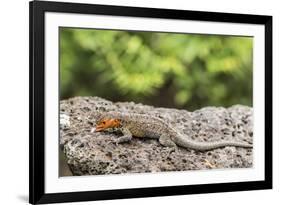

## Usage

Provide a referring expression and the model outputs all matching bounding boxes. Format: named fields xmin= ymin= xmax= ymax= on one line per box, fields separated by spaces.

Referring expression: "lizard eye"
xmin=98 ymin=120 xmax=106 ymax=125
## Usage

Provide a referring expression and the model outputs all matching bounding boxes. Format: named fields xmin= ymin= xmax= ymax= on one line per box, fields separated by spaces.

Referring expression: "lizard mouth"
xmin=95 ymin=125 xmax=105 ymax=132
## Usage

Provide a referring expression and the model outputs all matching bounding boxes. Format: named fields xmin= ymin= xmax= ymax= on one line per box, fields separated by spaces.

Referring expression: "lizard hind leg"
xmin=159 ymin=134 xmax=178 ymax=153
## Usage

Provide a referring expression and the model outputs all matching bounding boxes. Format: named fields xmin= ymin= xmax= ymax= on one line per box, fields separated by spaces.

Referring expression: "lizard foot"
xmin=163 ymin=146 xmax=178 ymax=158
xmin=114 ymin=134 xmax=133 ymax=145
xmin=112 ymin=138 xmax=129 ymax=146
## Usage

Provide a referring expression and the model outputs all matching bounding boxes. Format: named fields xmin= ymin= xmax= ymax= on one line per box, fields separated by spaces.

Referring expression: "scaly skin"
xmin=94 ymin=111 xmax=253 ymax=151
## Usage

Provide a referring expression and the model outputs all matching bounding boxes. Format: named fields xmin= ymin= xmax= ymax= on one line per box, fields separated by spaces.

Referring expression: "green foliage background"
xmin=60 ymin=28 xmax=253 ymax=110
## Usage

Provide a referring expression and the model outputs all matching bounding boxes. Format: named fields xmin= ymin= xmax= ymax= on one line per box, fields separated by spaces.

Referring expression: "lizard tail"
xmin=173 ymin=136 xmax=253 ymax=151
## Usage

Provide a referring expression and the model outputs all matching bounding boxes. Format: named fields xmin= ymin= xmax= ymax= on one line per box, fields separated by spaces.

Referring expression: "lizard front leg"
xmin=115 ymin=127 xmax=132 ymax=144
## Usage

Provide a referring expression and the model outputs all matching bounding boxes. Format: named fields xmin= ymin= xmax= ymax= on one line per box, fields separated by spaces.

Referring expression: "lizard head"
xmin=95 ymin=118 xmax=121 ymax=132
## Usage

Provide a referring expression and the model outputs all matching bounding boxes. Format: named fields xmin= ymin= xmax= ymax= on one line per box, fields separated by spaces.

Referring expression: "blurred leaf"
xmin=175 ymin=90 xmax=191 ymax=106
xmin=60 ymin=28 xmax=253 ymax=110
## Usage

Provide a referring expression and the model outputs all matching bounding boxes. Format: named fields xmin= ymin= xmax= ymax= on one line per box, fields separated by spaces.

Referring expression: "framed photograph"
xmin=29 ymin=0 xmax=272 ymax=204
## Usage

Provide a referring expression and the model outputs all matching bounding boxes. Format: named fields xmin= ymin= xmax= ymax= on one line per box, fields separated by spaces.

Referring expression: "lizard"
xmin=92 ymin=111 xmax=253 ymax=151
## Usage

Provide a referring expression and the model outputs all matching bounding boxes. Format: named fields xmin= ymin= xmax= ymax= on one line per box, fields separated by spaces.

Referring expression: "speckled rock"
xmin=60 ymin=96 xmax=253 ymax=176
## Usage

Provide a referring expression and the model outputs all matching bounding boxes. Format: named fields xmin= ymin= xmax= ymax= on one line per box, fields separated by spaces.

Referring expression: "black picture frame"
xmin=29 ymin=0 xmax=272 ymax=204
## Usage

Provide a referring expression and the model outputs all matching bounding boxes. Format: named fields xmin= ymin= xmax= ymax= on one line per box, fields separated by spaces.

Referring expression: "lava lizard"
xmin=93 ymin=111 xmax=253 ymax=151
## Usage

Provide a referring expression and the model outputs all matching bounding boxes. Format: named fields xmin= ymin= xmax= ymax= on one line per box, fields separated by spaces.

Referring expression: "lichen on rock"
xmin=60 ymin=96 xmax=253 ymax=176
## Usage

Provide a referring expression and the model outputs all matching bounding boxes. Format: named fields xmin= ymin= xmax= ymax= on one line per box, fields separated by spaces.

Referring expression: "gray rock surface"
xmin=60 ymin=96 xmax=253 ymax=176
